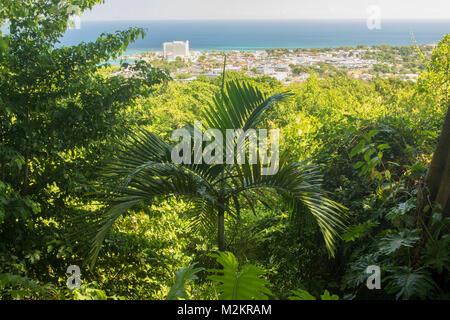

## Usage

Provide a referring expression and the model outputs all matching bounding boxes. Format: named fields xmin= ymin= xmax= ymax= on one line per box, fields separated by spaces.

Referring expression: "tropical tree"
xmin=87 ymin=80 xmax=347 ymax=266
xmin=0 ymin=0 xmax=168 ymax=278
xmin=417 ymin=35 xmax=450 ymax=223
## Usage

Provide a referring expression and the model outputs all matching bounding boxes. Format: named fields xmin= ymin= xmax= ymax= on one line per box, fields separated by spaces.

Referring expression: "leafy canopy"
xmin=87 ymin=80 xmax=348 ymax=267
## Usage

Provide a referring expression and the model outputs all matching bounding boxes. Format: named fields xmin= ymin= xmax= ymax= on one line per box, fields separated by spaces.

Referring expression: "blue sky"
xmin=81 ymin=0 xmax=450 ymax=20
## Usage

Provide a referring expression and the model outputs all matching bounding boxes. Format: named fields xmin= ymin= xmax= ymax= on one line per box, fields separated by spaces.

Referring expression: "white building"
xmin=274 ymin=72 xmax=288 ymax=81
xmin=163 ymin=41 xmax=190 ymax=61
xmin=258 ymin=66 xmax=274 ymax=75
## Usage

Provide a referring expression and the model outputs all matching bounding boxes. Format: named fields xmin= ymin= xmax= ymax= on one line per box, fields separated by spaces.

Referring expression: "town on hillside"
xmin=116 ymin=40 xmax=436 ymax=83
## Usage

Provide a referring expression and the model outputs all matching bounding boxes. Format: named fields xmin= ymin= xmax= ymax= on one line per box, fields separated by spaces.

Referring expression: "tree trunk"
xmin=22 ymin=106 xmax=30 ymax=195
xmin=218 ymin=206 xmax=225 ymax=251
xmin=413 ymin=103 xmax=450 ymax=266
xmin=416 ymin=102 xmax=450 ymax=221
xmin=217 ymin=54 xmax=227 ymax=252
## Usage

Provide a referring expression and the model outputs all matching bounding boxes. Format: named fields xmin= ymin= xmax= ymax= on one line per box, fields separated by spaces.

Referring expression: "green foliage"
xmin=349 ymin=129 xmax=390 ymax=181
xmin=422 ymin=236 xmax=450 ymax=274
xmin=225 ymin=208 xmax=335 ymax=299
xmin=378 ymin=230 xmax=421 ymax=255
xmin=320 ymin=290 xmax=340 ymax=300
xmin=362 ymin=44 xmax=431 ymax=74
xmin=150 ymin=56 xmax=190 ymax=73
xmin=385 ymin=267 xmax=438 ymax=300
xmin=0 ymin=273 xmax=53 ymax=300
xmin=70 ymin=283 xmax=109 ymax=300
xmin=288 ymin=289 xmax=317 ymax=300
xmin=0 ymin=0 xmax=169 ymax=300
xmin=89 ymin=202 xmax=206 ymax=300
xmin=88 ymin=79 xmax=347 ymax=267
xmin=342 ymin=221 xmax=379 ymax=242
xmin=289 ymin=289 xmax=339 ymax=300
xmin=166 ymin=252 xmax=341 ymax=301
xmin=0 ymin=0 xmax=448 ymax=301
xmin=166 ymin=263 xmax=205 ymax=300
xmin=208 ymin=252 xmax=271 ymax=300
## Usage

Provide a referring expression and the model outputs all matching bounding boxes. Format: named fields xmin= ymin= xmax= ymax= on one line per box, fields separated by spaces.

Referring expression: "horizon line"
xmin=80 ymin=18 xmax=450 ymax=22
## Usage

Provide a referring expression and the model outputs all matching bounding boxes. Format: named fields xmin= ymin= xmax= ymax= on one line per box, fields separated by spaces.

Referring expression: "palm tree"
xmin=87 ymin=80 xmax=347 ymax=267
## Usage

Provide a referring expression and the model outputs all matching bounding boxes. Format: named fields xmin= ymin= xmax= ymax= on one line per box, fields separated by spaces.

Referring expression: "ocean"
xmin=59 ymin=19 xmax=450 ymax=53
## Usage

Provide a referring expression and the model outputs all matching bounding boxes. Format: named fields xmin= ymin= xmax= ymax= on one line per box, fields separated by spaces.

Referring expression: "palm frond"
xmin=85 ymin=79 xmax=348 ymax=265
xmin=228 ymin=153 xmax=348 ymax=257
xmin=187 ymin=198 xmax=217 ymax=234
xmin=203 ymin=80 xmax=292 ymax=132
xmin=88 ymin=167 xmax=218 ymax=267
xmin=87 ymin=129 xmax=220 ymax=267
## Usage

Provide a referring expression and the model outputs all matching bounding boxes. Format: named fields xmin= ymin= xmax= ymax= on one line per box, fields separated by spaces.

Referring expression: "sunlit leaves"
xmin=288 ymin=289 xmax=316 ymax=300
xmin=288 ymin=288 xmax=339 ymax=300
xmin=90 ymin=80 xmax=347 ymax=264
xmin=320 ymin=290 xmax=339 ymax=300
xmin=342 ymin=221 xmax=378 ymax=242
xmin=208 ymin=251 xmax=271 ymax=300
xmin=203 ymin=80 xmax=292 ymax=133
xmin=0 ymin=0 xmax=168 ymax=280
xmin=166 ymin=263 xmax=205 ymax=300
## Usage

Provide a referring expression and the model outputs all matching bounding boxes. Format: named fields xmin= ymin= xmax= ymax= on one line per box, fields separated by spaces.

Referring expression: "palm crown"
xmin=87 ymin=80 xmax=347 ymax=267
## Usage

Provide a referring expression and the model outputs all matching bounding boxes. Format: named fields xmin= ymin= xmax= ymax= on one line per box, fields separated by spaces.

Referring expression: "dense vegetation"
xmin=0 ymin=1 xmax=448 ymax=300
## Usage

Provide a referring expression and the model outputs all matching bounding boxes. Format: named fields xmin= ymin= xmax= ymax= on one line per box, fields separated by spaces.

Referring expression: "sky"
xmin=80 ymin=0 xmax=450 ymax=21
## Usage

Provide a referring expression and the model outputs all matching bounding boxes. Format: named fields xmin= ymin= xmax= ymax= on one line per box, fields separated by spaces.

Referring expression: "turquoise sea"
xmin=60 ymin=19 xmax=450 ymax=54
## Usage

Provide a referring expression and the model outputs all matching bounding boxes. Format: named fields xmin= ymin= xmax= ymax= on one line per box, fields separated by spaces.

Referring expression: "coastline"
xmin=111 ymin=43 xmax=434 ymax=84
xmin=118 ymin=42 xmax=438 ymax=58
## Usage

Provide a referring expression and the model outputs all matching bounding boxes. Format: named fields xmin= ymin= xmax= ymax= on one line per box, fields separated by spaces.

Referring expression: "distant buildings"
xmin=273 ymin=72 xmax=289 ymax=81
xmin=116 ymin=45 xmax=423 ymax=84
xmin=163 ymin=41 xmax=190 ymax=61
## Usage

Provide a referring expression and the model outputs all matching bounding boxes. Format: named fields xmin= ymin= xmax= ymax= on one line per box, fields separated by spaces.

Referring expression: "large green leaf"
xmin=378 ymin=229 xmax=421 ymax=255
xmin=385 ymin=267 xmax=438 ymax=300
xmin=229 ymin=154 xmax=348 ymax=257
xmin=288 ymin=289 xmax=317 ymax=300
xmin=208 ymin=251 xmax=272 ymax=300
xmin=166 ymin=263 xmax=205 ymax=300
xmin=288 ymin=289 xmax=339 ymax=300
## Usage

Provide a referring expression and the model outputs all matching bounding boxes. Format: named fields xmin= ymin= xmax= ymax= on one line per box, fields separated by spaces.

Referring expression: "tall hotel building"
xmin=163 ymin=40 xmax=190 ymax=61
